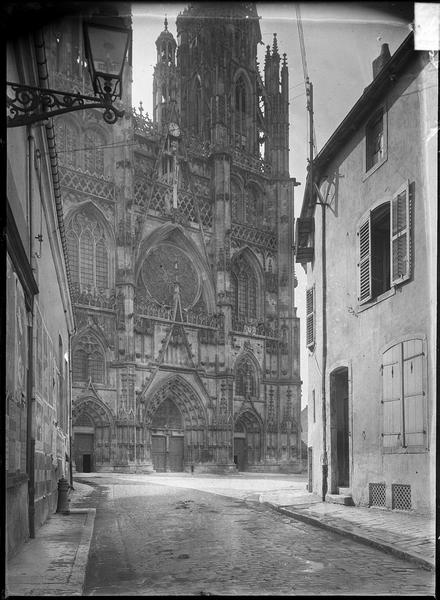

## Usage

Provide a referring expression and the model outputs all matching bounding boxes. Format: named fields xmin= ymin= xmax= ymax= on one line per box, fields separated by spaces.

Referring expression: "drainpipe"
xmin=307 ymin=78 xmax=328 ymax=501
xmin=320 ymin=202 xmax=328 ymax=501
xmin=26 ymin=126 xmax=36 ymax=538
xmin=68 ymin=331 xmax=74 ymax=489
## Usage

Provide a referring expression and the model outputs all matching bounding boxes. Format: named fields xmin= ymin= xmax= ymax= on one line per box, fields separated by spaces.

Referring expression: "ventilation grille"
xmin=392 ymin=484 xmax=412 ymax=510
xmin=369 ymin=483 xmax=386 ymax=507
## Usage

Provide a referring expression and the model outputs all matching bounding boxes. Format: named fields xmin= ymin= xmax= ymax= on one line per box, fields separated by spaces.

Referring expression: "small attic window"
xmin=366 ymin=108 xmax=385 ymax=172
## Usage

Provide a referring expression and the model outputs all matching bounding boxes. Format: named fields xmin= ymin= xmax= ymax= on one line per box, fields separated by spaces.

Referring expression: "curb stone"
xmin=68 ymin=508 xmax=96 ymax=594
xmin=266 ymin=503 xmax=434 ymax=572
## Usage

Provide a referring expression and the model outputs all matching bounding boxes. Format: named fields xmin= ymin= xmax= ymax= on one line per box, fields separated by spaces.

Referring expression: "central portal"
xmin=151 ymin=398 xmax=184 ymax=472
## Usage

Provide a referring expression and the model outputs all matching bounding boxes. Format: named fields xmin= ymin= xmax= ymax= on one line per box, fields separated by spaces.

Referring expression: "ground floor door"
xmin=74 ymin=433 xmax=94 ymax=473
xmin=330 ymin=368 xmax=350 ymax=488
xmin=169 ymin=437 xmax=184 ymax=472
xmin=151 ymin=434 xmax=184 ymax=472
xmin=151 ymin=435 xmax=166 ymax=472
xmin=234 ymin=437 xmax=247 ymax=471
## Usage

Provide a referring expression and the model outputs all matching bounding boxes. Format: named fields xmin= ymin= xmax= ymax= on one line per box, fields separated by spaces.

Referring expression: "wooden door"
xmin=152 ymin=435 xmax=166 ymax=472
xmin=234 ymin=437 xmax=247 ymax=471
xmin=169 ymin=437 xmax=184 ymax=472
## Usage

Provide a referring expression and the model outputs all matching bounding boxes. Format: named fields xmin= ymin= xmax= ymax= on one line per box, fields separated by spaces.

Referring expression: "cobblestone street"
xmin=78 ymin=475 xmax=434 ymax=596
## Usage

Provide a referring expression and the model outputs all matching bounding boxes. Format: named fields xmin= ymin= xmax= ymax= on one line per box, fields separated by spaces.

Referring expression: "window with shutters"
xmin=306 ymin=286 xmax=315 ymax=348
xmin=381 ymin=338 xmax=427 ymax=453
xmin=358 ymin=181 xmax=411 ymax=305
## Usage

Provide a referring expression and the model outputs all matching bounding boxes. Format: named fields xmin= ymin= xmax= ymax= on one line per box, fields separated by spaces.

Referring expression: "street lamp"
xmin=7 ymin=21 xmax=131 ymax=128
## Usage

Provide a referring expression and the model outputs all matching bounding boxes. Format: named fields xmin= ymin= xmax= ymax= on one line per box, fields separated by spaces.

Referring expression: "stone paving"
xmin=80 ymin=475 xmax=434 ymax=596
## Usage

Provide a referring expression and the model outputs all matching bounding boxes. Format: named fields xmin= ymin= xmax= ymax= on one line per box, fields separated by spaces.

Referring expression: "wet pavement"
xmin=79 ymin=474 xmax=435 ymax=596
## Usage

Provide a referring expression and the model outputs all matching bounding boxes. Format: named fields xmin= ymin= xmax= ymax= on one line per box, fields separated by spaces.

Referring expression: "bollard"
xmin=56 ymin=477 xmax=71 ymax=514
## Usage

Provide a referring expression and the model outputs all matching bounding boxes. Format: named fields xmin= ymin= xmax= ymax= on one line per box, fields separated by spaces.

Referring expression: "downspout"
xmin=26 ymin=127 xmax=36 ymax=538
xmin=307 ymin=78 xmax=328 ymax=501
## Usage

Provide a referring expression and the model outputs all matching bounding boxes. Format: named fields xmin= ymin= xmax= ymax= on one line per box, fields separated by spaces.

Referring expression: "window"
xmin=192 ymin=77 xmax=202 ymax=135
xmin=235 ymin=356 xmax=257 ymax=396
xmin=231 ymin=179 xmax=243 ymax=222
xmin=234 ymin=76 xmax=247 ymax=149
xmin=382 ymin=338 xmax=427 ymax=453
xmin=55 ymin=120 xmax=78 ymax=168
xmin=306 ymin=286 xmax=315 ymax=348
xmin=84 ymin=130 xmax=105 ymax=176
xmin=67 ymin=210 xmax=111 ymax=290
xmin=366 ymin=108 xmax=385 ymax=172
xmin=73 ymin=335 xmax=105 ymax=384
xmin=358 ymin=182 xmax=411 ymax=304
xmin=232 ymin=261 xmax=258 ymax=322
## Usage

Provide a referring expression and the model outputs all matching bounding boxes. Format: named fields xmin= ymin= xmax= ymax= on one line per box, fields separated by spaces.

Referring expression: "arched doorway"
xmin=72 ymin=396 xmax=114 ymax=472
xmin=234 ymin=411 xmax=262 ymax=471
xmin=144 ymin=376 xmax=207 ymax=472
xmin=151 ymin=398 xmax=184 ymax=472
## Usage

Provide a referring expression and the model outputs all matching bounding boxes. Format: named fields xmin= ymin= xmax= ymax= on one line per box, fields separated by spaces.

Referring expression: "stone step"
xmin=325 ymin=493 xmax=355 ymax=506
xmin=338 ymin=487 xmax=352 ymax=496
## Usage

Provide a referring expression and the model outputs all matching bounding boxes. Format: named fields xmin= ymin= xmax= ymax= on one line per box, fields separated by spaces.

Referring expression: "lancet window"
xmin=235 ymin=356 xmax=257 ymax=397
xmin=67 ymin=210 xmax=111 ymax=290
xmin=72 ymin=334 xmax=105 ymax=384
xmin=55 ymin=120 xmax=78 ymax=168
xmin=84 ymin=129 xmax=105 ymax=175
xmin=234 ymin=76 xmax=247 ymax=149
xmin=231 ymin=255 xmax=259 ymax=321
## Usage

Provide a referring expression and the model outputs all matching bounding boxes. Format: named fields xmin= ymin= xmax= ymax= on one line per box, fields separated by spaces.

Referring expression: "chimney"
xmin=372 ymin=43 xmax=391 ymax=78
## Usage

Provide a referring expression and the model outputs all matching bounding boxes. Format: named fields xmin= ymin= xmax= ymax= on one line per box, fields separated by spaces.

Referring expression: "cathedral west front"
xmin=49 ymin=2 xmax=302 ymax=474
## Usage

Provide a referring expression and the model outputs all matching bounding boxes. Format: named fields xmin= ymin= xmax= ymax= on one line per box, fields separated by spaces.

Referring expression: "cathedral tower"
xmin=58 ymin=3 xmax=302 ymax=474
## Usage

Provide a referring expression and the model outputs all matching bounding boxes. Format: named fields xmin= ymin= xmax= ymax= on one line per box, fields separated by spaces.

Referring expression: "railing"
xmin=134 ymin=295 xmax=224 ymax=329
xmin=232 ymin=147 xmax=271 ymax=176
xmin=231 ymin=317 xmax=279 ymax=339
xmin=71 ymin=283 xmax=119 ymax=310
xmin=59 ymin=166 xmax=116 ymax=202
xmin=231 ymin=222 xmax=277 ymax=250
xmin=133 ymin=174 xmax=213 ymax=228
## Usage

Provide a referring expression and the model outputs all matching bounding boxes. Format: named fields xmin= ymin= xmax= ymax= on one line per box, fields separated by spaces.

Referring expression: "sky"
xmin=130 ymin=2 xmax=413 ymax=407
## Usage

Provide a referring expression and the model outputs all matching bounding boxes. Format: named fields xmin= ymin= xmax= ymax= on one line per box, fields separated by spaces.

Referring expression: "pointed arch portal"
xmin=72 ymin=395 xmax=114 ymax=472
xmin=234 ymin=409 xmax=262 ymax=471
xmin=145 ymin=376 xmax=207 ymax=472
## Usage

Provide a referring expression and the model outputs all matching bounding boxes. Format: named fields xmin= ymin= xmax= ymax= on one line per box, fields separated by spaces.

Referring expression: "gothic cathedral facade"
xmin=49 ymin=2 xmax=302 ymax=473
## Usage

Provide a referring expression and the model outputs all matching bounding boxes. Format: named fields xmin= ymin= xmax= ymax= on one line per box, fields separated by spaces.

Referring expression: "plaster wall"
xmin=307 ymin=56 xmax=435 ymax=513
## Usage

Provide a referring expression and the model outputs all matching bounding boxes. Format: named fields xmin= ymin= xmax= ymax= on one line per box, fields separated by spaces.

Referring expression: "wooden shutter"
xmin=306 ymin=286 xmax=315 ymax=348
xmin=391 ymin=181 xmax=410 ymax=285
xmin=402 ymin=339 xmax=426 ymax=448
xmin=358 ymin=216 xmax=372 ymax=303
xmin=382 ymin=344 xmax=402 ymax=450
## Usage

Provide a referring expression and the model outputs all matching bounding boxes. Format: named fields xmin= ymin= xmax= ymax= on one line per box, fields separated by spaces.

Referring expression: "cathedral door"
xmin=234 ymin=436 xmax=247 ymax=471
xmin=234 ymin=412 xmax=261 ymax=471
xmin=151 ymin=398 xmax=185 ymax=472
xmin=151 ymin=436 xmax=167 ymax=472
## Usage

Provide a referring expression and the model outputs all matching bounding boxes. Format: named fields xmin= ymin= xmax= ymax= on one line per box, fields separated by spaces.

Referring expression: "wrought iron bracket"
xmin=7 ymin=82 xmax=125 ymax=127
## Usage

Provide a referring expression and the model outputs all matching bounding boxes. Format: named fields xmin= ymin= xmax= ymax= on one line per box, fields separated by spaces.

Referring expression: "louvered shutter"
xmin=306 ymin=286 xmax=315 ymax=348
xmin=382 ymin=344 xmax=402 ymax=450
xmin=358 ymin=216 xmax=372 ymax=303
xmin=402 ymin=339 xmax=425 ymax=448
xmin=391 ymin=181 xmax=410 ymax=285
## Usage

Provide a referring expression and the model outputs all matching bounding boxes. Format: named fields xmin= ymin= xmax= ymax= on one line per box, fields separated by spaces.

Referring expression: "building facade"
xmin=50 ymin=2 xmax=302 ymax=474
xmin=296 ymin=35 xmax=437 ymax=514
xmin=6 ymin=14 xmax=75 ymax=556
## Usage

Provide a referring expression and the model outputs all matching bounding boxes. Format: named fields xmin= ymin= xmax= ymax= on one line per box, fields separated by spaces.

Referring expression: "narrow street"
xmin=76 ymin=474 xmax=433 ymax=596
